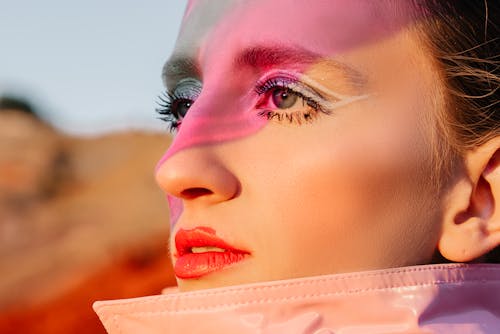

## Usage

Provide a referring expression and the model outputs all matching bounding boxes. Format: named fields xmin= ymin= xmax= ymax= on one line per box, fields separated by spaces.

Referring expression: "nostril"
xmin=181 ymin=187 xmax=213 ymax=199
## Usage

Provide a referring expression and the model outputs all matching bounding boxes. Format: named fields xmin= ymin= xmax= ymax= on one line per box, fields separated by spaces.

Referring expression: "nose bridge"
xmin=155 ymin=66 xmax=264 ymax=211
xmin=161 ymin=87 xmax=266 ymax=165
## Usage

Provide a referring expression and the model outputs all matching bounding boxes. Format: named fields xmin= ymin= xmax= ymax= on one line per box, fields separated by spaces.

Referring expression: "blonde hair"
xmin=415 ymin=0 xmax=499 ymax=262
xmin=416 ymin=1 xmax=499 ymax=152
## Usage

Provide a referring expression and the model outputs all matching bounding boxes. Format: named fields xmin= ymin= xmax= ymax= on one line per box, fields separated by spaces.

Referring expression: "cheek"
xmin=242 ymin=102 xmax=439 ymax=273
xmin=261 ymin=102 xmax=432 ymax=218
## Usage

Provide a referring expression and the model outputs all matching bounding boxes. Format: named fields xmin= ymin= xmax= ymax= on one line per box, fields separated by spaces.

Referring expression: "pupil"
xmin=272 ymin=88 xmax=297 ymax=109
xmin=176 ymin=100 xmax=191 ymax=117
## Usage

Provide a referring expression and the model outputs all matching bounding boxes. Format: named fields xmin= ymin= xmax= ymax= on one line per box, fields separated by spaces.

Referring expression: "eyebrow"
xmin=234 ymin=45 xmax=367 ymax=87
xmin=162 ymin=57 xmax=199 ymax=89
xmin=162 ymin=45 xmax=366 ymax=89
xmin=234 ymin=45 xmax=319 ymax=69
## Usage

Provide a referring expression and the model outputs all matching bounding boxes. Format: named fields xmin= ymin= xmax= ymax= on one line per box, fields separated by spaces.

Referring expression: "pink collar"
xmin=94 ymin=263 xmax=500 ymax=333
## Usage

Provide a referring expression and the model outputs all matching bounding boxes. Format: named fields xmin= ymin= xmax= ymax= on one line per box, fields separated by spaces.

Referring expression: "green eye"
xmin=254 ymin=76 xmax=328 ymax=125
xmin=271 ymin=88 xmax=298 ymax=109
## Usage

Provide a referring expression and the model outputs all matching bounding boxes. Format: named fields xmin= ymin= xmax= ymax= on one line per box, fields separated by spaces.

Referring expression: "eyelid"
xmin=298 ymin=74 xmax=371 ymax=108
xmin=254 ymin=70 xmax=371 ymax=112
xmin=171 ymin=78 xmax=203 ymax=97
xmin=254 ymin=70 xmax=328 ymax=104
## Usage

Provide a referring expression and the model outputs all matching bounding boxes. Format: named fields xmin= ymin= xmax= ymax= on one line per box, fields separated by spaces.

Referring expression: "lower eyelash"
xmin=257 ymin=109 xmax=318 ymax=124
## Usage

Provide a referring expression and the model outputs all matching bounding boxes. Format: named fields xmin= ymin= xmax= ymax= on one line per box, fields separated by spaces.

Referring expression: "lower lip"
xmin=175 ymin=251 xmax=247 ymax=279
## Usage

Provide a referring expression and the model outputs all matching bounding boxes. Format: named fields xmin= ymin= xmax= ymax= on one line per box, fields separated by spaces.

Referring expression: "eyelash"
xmin=254 ymin=77 xmax=329 ymax=125
xmin=156 ymin=76 xmax=330 ymax=131
xmin=156 ymin=91 xmax=194 ymax=132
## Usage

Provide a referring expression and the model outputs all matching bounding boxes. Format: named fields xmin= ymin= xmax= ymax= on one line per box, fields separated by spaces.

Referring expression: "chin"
xmin=175 ymin=260 xmax=269 ymax=291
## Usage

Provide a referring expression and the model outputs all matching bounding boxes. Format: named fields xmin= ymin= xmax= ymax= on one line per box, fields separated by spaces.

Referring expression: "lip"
xmin=174 ymin=226 xmax=250 ymax=279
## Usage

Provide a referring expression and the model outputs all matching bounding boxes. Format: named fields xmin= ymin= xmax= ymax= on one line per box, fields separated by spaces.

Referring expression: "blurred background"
xmin=0 ymin=1 xmax=186 ymax=332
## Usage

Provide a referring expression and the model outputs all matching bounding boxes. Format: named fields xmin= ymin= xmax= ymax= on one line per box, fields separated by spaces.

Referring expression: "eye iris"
xmin=272 ymin=88 xmax=297 ymax=109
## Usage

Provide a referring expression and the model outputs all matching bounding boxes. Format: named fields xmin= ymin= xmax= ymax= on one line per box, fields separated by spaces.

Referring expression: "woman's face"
xmin=156 ymin=0 xmax=447 ymax=291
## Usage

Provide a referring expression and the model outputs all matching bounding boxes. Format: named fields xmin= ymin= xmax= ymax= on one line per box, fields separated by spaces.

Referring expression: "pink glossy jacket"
xmin=94 ymin=263 xmax=500 ymax=333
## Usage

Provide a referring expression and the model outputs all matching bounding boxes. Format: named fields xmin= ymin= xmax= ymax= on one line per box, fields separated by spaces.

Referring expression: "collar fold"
xmin=94 ymin=263 xmax=500 ymax=333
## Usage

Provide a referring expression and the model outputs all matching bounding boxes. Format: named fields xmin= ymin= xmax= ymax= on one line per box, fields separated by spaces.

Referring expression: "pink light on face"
xmin=158 ymin=90 xmax=267 ymax=164
xmin=158 ymin=0 xmax=421 ymax=228
xmin=167 ymin=195 xmax=183 ymax=228
xmin=158 ymin=46 xmax=321 ymax=165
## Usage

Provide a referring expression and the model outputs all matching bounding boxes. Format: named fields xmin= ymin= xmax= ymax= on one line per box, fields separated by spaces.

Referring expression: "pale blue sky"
xmin=0 ymin=1 xmax=186 ymax=135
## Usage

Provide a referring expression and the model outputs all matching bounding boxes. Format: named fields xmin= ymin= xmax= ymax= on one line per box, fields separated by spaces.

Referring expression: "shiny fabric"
xmin=94 ymin=263 xmax=500 ymax=333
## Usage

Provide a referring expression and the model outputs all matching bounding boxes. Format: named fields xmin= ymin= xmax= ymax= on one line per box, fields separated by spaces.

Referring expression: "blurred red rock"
xmin=0 ymin=102 xmax=176 ymax=333
xmin=0 ymin=239 xmax=176 ymax=334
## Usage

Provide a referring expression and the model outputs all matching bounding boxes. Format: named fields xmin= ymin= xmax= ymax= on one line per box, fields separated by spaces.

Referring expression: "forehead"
xmin=160 ymin=0 xmax=436 ymax=161
xmin=172 ymin=0 xmax=417 ymax=66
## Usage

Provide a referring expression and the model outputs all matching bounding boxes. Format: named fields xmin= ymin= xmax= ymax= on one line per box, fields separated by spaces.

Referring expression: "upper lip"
xmin=175 ymin=226 xmax=249 ymax=256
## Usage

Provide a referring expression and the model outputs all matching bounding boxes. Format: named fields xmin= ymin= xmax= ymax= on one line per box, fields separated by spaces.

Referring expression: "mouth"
xmin=174 ymin=226 xmax=250 ymax=279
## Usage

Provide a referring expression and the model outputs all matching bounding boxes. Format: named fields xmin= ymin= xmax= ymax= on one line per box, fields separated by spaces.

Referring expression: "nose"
xmin=155 ymin=147 xmax=240 ymax=204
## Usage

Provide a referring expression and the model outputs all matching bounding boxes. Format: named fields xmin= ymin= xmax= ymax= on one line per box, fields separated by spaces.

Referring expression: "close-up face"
xmin=155 ymin=0 xmax=454 ymax=291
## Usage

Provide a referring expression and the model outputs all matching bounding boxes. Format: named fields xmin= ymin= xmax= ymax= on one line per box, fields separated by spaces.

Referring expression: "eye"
xmin=271 ymin=87 xmax=298 ymax=109
xmin=170 ymin=98 xmax=193 ymax=118
xmin=255 ymin=77 xmax=327 ymax=125
xmin=156 ymin=92 xmax=194 ymax=131
xmin=156 ymin=78 xmax=202 ymax=131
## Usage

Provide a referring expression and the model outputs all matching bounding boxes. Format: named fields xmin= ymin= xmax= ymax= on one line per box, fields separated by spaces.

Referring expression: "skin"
xmin=155 ymin=0 xmax=455 ymax=291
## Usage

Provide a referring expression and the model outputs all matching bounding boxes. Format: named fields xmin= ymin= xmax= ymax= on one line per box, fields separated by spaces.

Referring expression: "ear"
xmin=438 ymin=137 xmax=500 ymax=262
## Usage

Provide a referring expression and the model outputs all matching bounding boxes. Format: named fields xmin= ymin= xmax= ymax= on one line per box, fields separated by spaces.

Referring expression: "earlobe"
xmin=438 ymin=139 xmax=500 ymax=262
